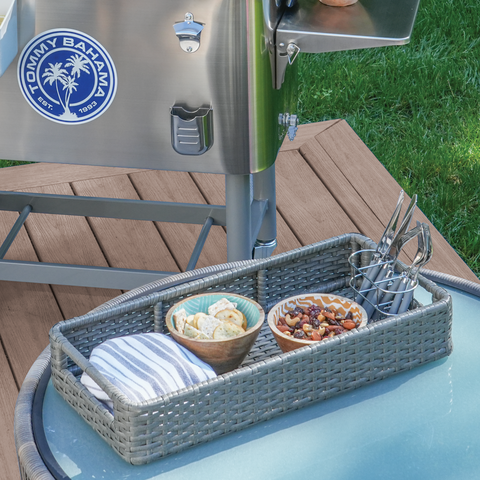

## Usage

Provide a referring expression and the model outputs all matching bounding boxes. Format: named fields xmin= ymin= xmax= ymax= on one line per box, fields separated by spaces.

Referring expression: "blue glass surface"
xmin=43 ymin=285 xmax=480 ymax=479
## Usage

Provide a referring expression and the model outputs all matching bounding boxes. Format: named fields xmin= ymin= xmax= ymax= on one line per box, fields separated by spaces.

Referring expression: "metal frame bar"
xmin=0 ymin=259 xmax=176 ymax=290
xmin=0 ymin=167 xmax=277 ymax=288
xmin=0 ymin=191 xmax=227 ymax=225
xmin=253 ymin=163 xmax=276 ymax=243
xmin=250 ymin=199 xmax=269 ymax=247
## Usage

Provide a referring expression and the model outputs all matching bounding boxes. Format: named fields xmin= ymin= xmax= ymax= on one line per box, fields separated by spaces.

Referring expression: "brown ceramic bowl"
xmin=166 ymin=293 xmax=265 ymax=374
xmin=268 ymin=293 xmax=367 ymax=353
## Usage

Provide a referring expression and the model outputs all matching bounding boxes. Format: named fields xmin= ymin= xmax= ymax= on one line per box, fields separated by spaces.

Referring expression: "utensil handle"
xmin=389 ymin=279 xmax=408 ymax=315
xmin=370 ymin=274 xmax=403 ymax=321
xmin=397 ymin=286 xmax=414 ymax=314
xmin=355 ymin=261 xmax=381 ymax=304
xmin=378 ymin=275 xmax=402 ymax=306
xmin=362 ymin=265 xmax=388 ymax=318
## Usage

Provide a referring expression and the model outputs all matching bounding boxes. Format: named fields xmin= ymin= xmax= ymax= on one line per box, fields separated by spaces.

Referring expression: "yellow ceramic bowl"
xmin=166 ymin=293 xmax=265 ymax=374
xmin=268 ymin=293 xmax=367 ymax=353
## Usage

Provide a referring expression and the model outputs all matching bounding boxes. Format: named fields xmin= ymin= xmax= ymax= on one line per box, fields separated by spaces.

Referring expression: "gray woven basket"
xmin=49 ymin=233 xmax=453 ymax=465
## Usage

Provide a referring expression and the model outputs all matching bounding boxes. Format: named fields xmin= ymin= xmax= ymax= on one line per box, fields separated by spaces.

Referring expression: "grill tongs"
xmin=355 ymin=191 xmax=419 ymax=316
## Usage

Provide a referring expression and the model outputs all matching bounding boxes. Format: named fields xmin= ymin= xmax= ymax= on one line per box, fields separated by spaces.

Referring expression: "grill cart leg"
xmin=253 ymin=164 xmax=277 ymax=259
xmin=225 ymin=173 xmax=252 ymax=262
xmin=225 ymin=164 xmax=277 ymax=262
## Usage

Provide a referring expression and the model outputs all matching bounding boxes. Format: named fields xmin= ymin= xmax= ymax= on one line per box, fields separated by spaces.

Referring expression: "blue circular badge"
xmin=18 ymin=29 xmax=117 ymax=125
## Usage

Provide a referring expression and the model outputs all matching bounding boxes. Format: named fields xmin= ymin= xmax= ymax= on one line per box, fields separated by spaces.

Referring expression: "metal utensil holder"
xmin=348 ymin=249 xmax=418 ymax=320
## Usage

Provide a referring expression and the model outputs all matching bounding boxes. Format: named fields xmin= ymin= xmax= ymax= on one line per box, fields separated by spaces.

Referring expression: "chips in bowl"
xmin=173 ymin=297 xmax=248 ymax=340
xmin=166 ymin=293 xmax=265 ymax=374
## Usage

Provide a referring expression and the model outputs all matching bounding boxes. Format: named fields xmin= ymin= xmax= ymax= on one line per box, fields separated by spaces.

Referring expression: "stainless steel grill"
xmin=0 ymin=0 xmax=420 ymax=288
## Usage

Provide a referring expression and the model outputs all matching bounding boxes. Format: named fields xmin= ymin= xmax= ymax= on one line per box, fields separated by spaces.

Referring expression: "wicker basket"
xmin=49 ymin=233 xmax=453 ymax=465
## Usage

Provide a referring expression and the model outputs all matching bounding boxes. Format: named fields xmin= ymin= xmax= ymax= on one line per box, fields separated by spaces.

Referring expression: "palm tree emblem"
xmin=66 ymin=54 xmax=90 ymax=78
xmin=42 ymin=54 xmax=91 ymax=119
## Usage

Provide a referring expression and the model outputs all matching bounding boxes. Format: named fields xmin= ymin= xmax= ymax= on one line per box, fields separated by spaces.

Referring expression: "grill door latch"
xmin=276 ymin=42 xmax=301 ymax=89
xmin=173 ymin=13 xmax=204 ymax=53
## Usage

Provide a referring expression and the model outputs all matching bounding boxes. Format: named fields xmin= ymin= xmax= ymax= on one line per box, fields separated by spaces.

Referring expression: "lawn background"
xmin=298 ymin=0 xmax=480 ymax=278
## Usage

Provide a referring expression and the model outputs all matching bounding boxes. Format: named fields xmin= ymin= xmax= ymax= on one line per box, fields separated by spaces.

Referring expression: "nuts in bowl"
xmin=166 ymin=293 xmax=265 ymax=374
xmin=268 ymin=293 xmax=367 ymax=353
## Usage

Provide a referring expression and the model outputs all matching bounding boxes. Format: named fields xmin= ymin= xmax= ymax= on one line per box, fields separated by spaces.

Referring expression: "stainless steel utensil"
xmin=362 ymin=222 xmax=422 ymax=319
xmin=355 ymin=190 xmax=404 ymax=304
xmin=357 ymin=192 xmax=417 ymax=311
xmin=396 ymin=224 xmax=433 ymax=314
xmin=384 ymin=194 xmax=418 ymax=260
xmin=364 ymin=223 xmax=423 ymax=319
xmin=389 ymin=223 xmax=431 ymax=315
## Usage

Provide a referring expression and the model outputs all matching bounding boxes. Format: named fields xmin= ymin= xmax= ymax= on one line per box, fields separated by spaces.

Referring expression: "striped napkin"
xmin=80 ymin=333 xmax=216 ymax=410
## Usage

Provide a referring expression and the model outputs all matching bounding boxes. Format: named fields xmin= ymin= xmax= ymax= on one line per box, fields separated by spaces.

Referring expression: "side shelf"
xmin=0 ymin=0 xmax=17 ymax=77
xmin=278 ymin=0 xmax=421 ymax=53
xmin=275 ymin=0 xmax=421 ymax=86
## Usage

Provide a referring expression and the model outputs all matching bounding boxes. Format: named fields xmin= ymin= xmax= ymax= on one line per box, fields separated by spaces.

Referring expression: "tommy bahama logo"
xmin=18 ymin=29 xmax=117 ymax=125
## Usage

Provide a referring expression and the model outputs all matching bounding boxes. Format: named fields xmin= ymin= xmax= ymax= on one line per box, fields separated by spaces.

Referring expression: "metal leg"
xmin=0 ymin=204 xmax=32 ymax=259
xmin=186 ymin=216 xmax=214 ymax=271
xmin=252 ymin=163 xmax=277 ymax=258
xmin=225 ymin=174 xmax=252 ymax=262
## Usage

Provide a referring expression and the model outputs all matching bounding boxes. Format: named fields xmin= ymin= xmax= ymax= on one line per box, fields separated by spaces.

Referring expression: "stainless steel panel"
xmin=277 ymin=0 xmax=421 ymax=54
xmin=0 ymin=0 xmax=294 ymax=174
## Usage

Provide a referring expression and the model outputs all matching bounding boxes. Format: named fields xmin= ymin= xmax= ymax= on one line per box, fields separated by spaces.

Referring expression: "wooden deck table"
xmin=2 ymin=120 xmax=478 ymax=479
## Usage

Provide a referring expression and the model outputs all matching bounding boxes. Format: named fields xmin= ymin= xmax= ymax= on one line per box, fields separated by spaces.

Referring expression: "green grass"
xmin=298 ymin=0 xmax=480 ymax=278
xmin=0 ymin=160 xmax=32 ymax=168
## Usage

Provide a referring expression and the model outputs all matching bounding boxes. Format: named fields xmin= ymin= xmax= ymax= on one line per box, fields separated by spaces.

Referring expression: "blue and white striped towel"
xmin=80 ymin=333 xmax=216 ymax=410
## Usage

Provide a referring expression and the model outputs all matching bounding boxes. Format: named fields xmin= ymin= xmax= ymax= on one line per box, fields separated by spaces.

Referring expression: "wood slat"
xmin=280 ymin=119 xmax=340 ymax=152
xmin=21 ymin=183 xmax=122 ymax=318
xmin=0 ymin=163 xmax=144 ymax=191
xmin=0 ymin=211 xmax=65 ymax=480
xmin=299 ymin=135 xmax=388 ymax=248
xmin=0 ymin=211 xmax=64 ymax=384
xmin=72 ymin=175 xmax=180 ymax=273
xmin=129 ymin=170 xmax=229 ymax=270
xmin=313 ymin=121 xmax=479 ymax=282
xmin=275 ymin=148 xmax=358 ymax=244
xmin=0 ymin=345 xmax=20 ymax=480
xmin=300 ymin=128 xmax=415 ymax=266
xmin=314 ymin=120 xmax=412 ymax=234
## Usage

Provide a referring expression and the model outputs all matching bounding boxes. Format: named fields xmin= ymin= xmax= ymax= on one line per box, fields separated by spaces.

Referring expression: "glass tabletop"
xmin=41 ymin=284 xmax=480 ymax=479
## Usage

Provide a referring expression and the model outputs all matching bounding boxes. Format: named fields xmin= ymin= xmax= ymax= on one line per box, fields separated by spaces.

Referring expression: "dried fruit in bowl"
xmin=276 ymin=304 xmax=360 ymax=342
